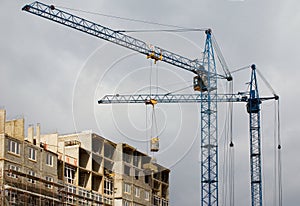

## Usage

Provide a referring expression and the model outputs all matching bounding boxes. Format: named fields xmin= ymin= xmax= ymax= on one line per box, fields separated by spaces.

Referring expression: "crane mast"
xmin=22 ymin=2 xmax=278 ymax=206
xmin=247 ymin=64 xmax=263 ymax=206
xmin=200 ymin=29 xmax=218 ymax=206
xmin=22 ymin=2 xmax=222 ymax=206
xmin=99 ymin=66 xmax=278 ymax=206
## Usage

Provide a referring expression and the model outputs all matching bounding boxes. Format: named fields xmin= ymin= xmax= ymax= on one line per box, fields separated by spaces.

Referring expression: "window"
xmin=67 ymin=184 xmax=76 ymax=194
xmin=123 ymin=152 xmax=131 ymax=163
xmin=7 ymin=190 xmax=17 ymax=204
xmin=45 ymin=176 xmax=53 ymax=189
xmin=28 ymin=147 xmax=37 ymax=161
xmin=46 ymin=153 xmax=53 ymax=166
xmin=65 ymin=166 xmax=75 ymax=184
xmin=161 ymin=171 xmax=169 ymax=183
xmin=134 ymin=187 xmax=140 ymax=197
xmin=7 ymin=165 xmax=20 ymax=178
xmin=133 ymin=152 xmax=139 ymax=167
xmin=66 ymin=185 xmax=77 ymax=204
xmin=78 ymin=188 xmax=90 ymax=198
xmin=28 ymin=170 xmax=36 ymax=184
xmin=124 ymin=183 xmax=131 ymax=194
xmin=124 ymin=165 xmax=131 ymax=176
xmin=145 ymin=191 xmax=150 ymax=201
xmin=66 ymin=195 xmax=76 ymax=204
xmin=103 ymin=197 xmax=112 ymax=205
xmin=104 ymin=177 xmax=113 ymax=195
xmin=124 ymin=200 xmax=131 ymax=206
xmin=162 ymin=199 xmax=169 ymax=206
xmin=93 ymin=193 xmax=102 ymax=202
xmin=153 ymin=195 xmax=160 ymax=206
xmin=145 ymin=175 xmax=150 ymax=184
xmin=8 ymin=139 xmax=20 ymax=155
xmin=135 ymin=169 xmax=139 ymax=180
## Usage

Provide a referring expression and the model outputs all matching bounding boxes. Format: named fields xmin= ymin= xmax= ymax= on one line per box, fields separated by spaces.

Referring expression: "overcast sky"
xmin=1 ymin=0 xmax=299 ymax=205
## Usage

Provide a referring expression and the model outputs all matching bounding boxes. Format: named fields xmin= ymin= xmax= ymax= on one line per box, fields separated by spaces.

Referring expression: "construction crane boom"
xmin=99 ymin=93 xmax=244 ymax=104
xmin=22 ymin=4 xmax=226 ymax=204
xmin=99 ymin=66 xmax=278 ymax=206
xmin=98 ymin=93 xmax=275 ymax=104
xmin=22 ymin=2 xmax=278 ymax=206
xmin=22 ymin=1 xmax=230 ymax=79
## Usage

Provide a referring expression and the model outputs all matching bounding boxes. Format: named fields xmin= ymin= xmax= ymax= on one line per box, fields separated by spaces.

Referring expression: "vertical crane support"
xmin=201 ymin=29 xmax=218 ymax=206
xmin=22 ymin=2 xmax=278 ymax=206
xmin=99 ymin=87 xmax=277 ymax=206
xmin=247 ymin=64 xmax=263 ymax=206
xmin=21 ymin=3 xmax=222 ymax=205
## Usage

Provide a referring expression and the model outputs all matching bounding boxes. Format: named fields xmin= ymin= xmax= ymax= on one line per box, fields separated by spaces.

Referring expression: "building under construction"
xmin=0 ymin=109 xmax=170 ymax=206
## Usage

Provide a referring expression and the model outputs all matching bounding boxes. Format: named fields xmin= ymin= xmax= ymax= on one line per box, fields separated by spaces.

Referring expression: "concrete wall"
xmin=0 ymin=134 xmax=5 ymax=158
xmin=40 ymin=133 xmax=59 ymax=153
xmin=0 ymin=109 xmax=25 ymax=141
xmin=5 ymin=118 xmax=24 ymax=141
xmin=5 ymin=136 xmax=23 ymax=163
xmin=0 ymin=110 xmax=5 ymax=134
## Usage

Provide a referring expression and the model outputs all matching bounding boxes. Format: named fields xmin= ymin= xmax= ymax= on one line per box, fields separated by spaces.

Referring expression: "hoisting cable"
xmin=221 ymin=79 xmax=235 ymax=206
xmin=256 ymin=69 xmax=277 ymax=96
xmin=273 ymin=98 xmax=282 ymax=206
xmin=145 ymin=103 xmax=149 ymax=154
xmin=230 ymin=65 xmax=251 ymax=74
xmin=57 ymin=5 xmax=209 ymax=36
xmin=153 ymin=58 xmax=160 ymax=154
xmin=276 ymin=100 xmax=283 ymax=206
xmin=161 ymin=80 xmax=191 ymax=87
xmin=152 ymin=105 xmax=159 ymax=144
xmin=57 ymin=5 xmax=192 ymax=29
xmin=261 ymin=105 xmax=267 ymax=206
xmin=221 ymin=82 xmax=230 ymax=205
xmin=117 ymin=28 xmax=207 ymax=33
xmin=149 ymin=59 xmax=153 ymax=96
xmin=149 ymin=59 xmax=154 ymax=154
xmin=228 ymin=80 xmax=235 ymax=206
xmin=147 ymin=100 xmax=159 ymax=154
xmin=212 ymin=35 xmax=232 ymax=81
xmin=156 ymin=61 xmax=159 ymax=95
xmin=164 ymin=85 xmax=194 ymax=96
xmin=273 ymin=100 xmax=278 ymax=206
xmin=146 ymin=58 xmax=160 ymax=154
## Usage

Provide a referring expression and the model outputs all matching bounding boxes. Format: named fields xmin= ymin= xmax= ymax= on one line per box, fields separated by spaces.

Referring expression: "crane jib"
xmin=22 ymin=1 xmax=228 ymax=78
xmin=22 ymin=2 xmax=279 ymax=206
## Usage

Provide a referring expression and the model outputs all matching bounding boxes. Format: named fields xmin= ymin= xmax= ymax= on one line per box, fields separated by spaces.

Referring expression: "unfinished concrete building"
xmin=0 ymin=110 xmax=61 ymax=205
xmin=0 ymin=110 xmax=170 ymax=206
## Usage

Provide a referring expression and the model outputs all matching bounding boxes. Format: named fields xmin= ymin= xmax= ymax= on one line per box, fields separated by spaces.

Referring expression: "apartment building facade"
xmin=0 ymin=110 xmax=60 ymax=205
xmin=0 ymin=110 xmax=170 ymax=206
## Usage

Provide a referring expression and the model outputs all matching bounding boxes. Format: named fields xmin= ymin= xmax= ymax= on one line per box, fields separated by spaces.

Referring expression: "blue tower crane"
xmin=22 ymin=2 xmax=278 ymax=206
xmin=99 ymin=65 xmax=278 ymax=206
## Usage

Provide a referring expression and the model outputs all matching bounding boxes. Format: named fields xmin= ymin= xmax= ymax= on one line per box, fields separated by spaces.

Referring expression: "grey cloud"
xmin=1 ymin=0 xmax=299 ymax=205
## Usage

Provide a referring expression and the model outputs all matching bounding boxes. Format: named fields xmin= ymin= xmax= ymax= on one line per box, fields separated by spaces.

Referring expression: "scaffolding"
xmin=0 ymin=169 xmax=111 ymax=206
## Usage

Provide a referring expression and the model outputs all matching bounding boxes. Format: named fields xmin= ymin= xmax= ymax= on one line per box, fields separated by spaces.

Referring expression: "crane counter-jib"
xmin=22 ymin=1 xmax=229 ymax=79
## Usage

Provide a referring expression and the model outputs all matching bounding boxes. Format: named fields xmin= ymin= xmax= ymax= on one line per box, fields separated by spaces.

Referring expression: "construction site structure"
xmin=0 ymin=109 xmax=170 ymax=206
xmin=99 ymin=65 xmax=278 ymax=206
xmin=21 ymin=2 xmax=279 ymax=206
xmin=21 ymin=3 xmax=225 ymax=205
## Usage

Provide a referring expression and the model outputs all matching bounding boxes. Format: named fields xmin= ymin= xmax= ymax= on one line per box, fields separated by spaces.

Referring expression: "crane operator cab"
xmin=194 ymin=75 xmax=208 ymax=92
xmin=246 ymin=90 xmax=261 ymax=113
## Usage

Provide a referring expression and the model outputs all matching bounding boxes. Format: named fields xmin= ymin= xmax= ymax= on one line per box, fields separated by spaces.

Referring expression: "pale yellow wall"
xmin=5 ymin=118 xmax=24 ymax=141
xmin=0 ymin=110 xmax=5 ymax=134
